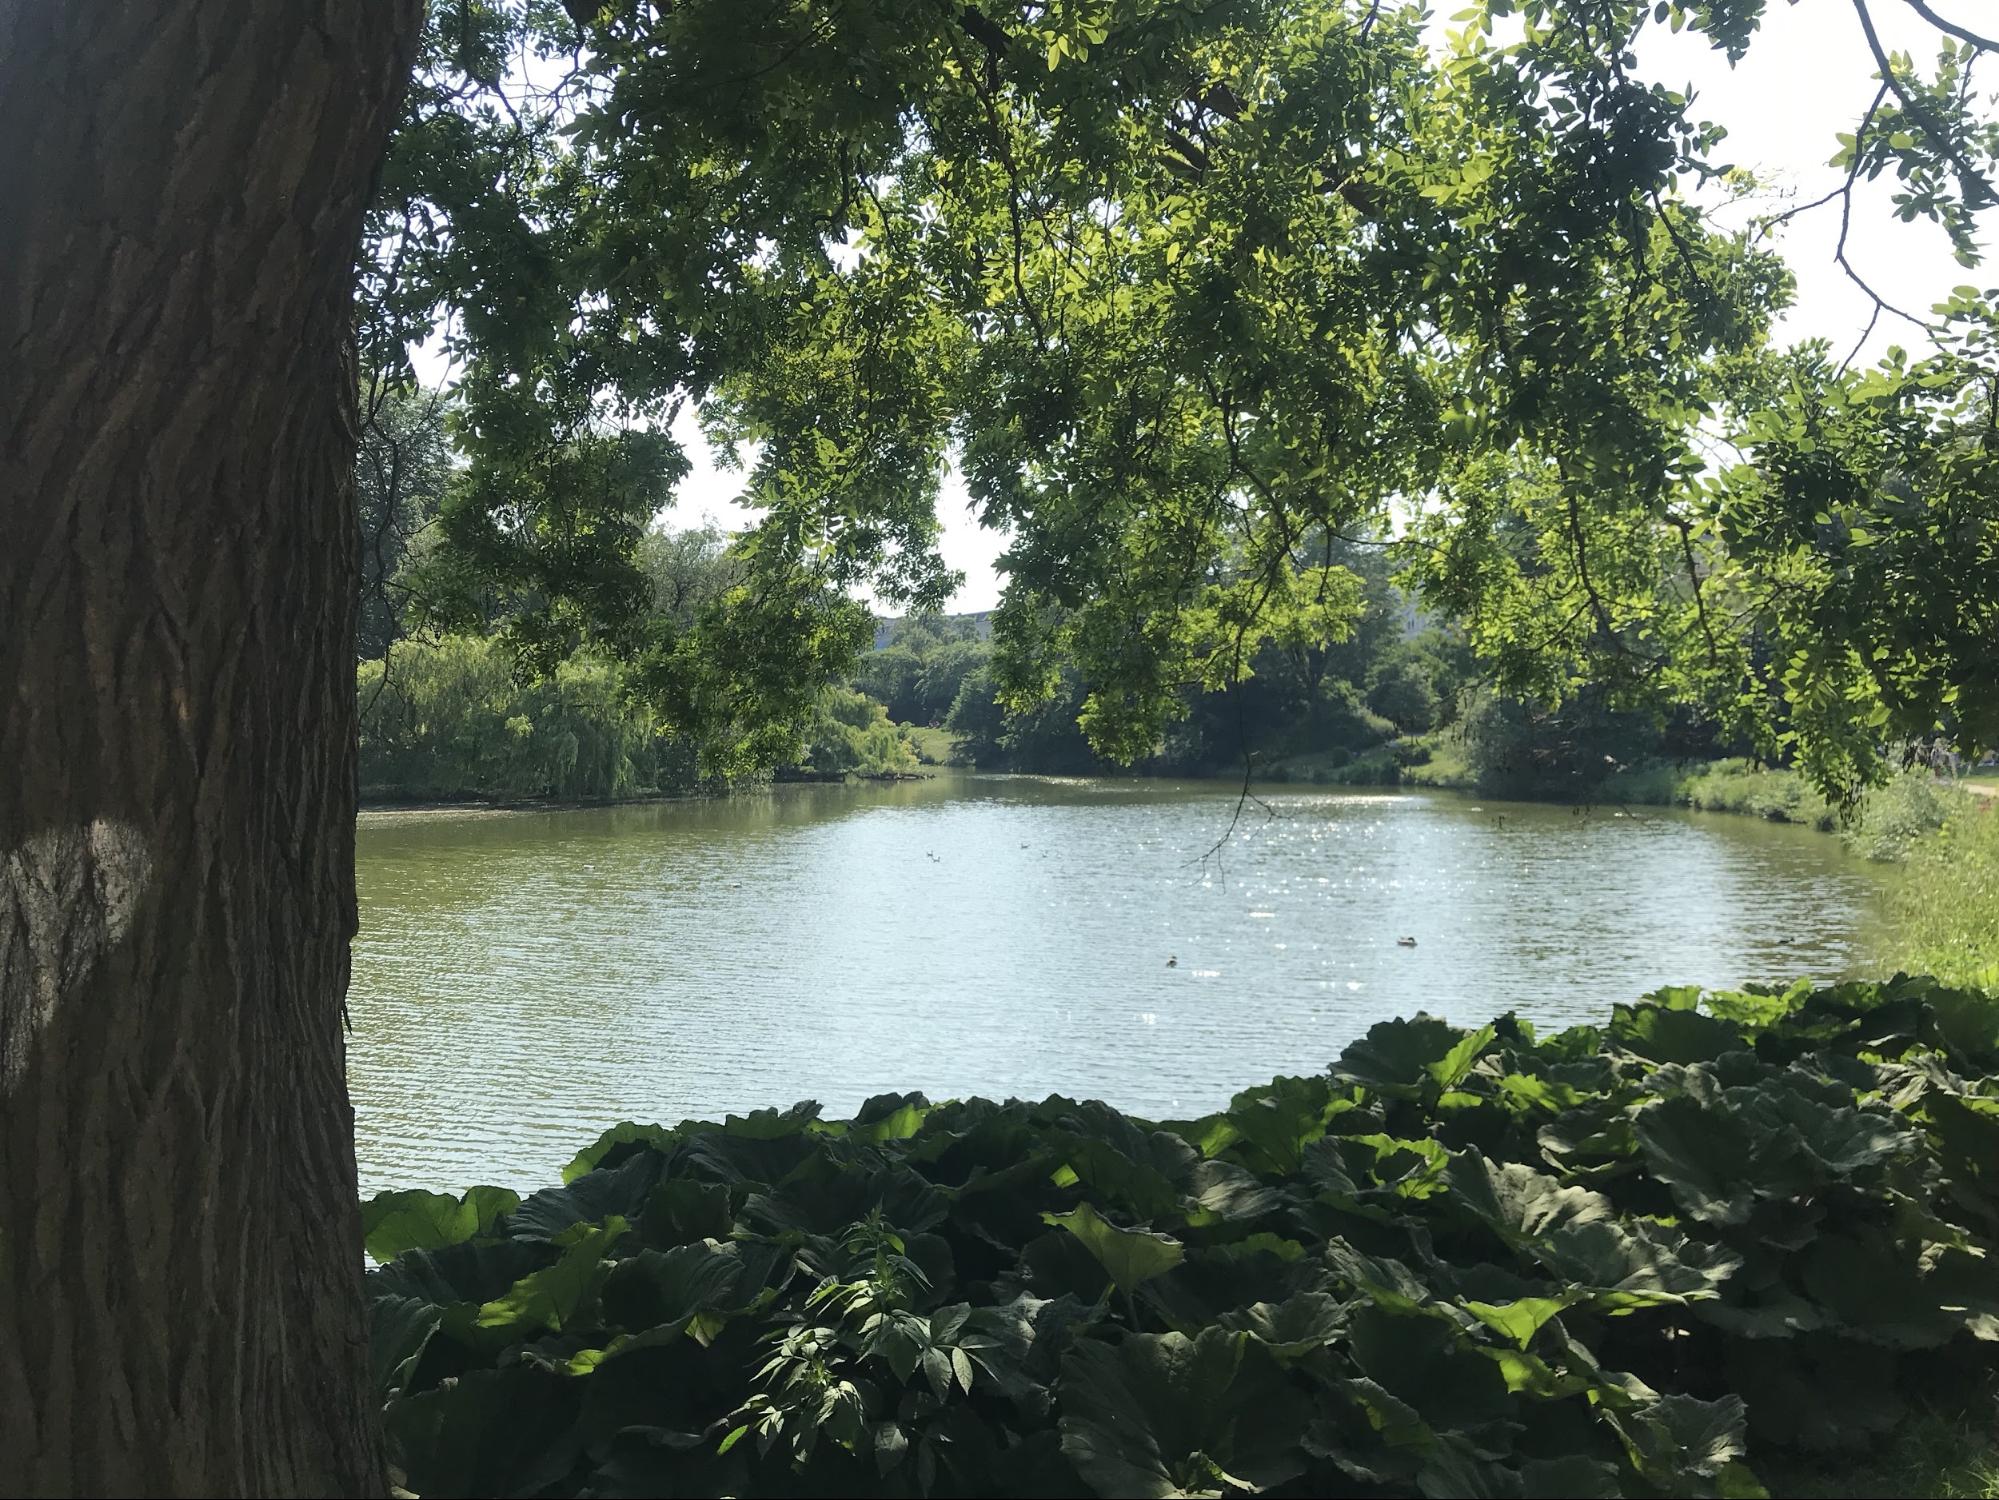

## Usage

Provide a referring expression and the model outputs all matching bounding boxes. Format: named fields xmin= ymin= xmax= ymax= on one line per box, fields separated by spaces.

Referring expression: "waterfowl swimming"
xmin=1166 ymin=955 xmax=1178 ymax=967
xmin=1396 ymin=936 xmax=1418 ymax=948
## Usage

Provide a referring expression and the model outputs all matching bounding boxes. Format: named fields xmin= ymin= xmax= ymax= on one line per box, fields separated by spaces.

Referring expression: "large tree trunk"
xmin=0 ymin=2 xmax=423 ymax=1492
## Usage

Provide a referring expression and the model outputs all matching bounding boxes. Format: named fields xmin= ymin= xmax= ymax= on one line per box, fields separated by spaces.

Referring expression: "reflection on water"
xmin=348 ymin=774 xmax=1892 ymax=1192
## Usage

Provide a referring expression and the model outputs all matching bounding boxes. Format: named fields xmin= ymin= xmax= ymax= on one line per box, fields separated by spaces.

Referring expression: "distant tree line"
xmin=349 ymin=386 xmax=1852 ymax=804
xmin=864 ymin=542 xmax=1739 ymax=795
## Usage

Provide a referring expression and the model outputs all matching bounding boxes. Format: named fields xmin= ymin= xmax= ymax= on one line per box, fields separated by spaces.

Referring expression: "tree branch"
xmin=1898 ymin=0 xmax=1997 ymax=53
xmin=1853 ymin=0 xmax=1997 ymax=207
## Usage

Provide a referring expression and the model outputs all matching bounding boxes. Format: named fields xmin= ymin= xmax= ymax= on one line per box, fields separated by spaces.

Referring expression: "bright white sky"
xmin=478 ymin=2 xmax=1997 ymax=614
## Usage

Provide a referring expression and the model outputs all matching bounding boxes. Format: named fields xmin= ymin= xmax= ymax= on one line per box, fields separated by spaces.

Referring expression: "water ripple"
xmin=348 ymin=776 xmax=1891 ymax=1192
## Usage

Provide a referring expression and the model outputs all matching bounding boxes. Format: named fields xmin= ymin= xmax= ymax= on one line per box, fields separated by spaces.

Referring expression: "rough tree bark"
xmin=0 ymin=1 xmax=423 ymax=1492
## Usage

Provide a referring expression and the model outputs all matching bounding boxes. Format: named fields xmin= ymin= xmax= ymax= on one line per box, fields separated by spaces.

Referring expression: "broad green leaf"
xmin=639 ymin=1179 xmax=734 ymax=1247
xmin=1432 ymin=1023 xmax=1498 ymax=1089
xmin=1609 ymin=1003 xmax=1745 ymax=1064
xmin=458 ymin=1217 xmax=627 ymax=1343
xmin=1445 ymin=1154 xmax=1613 ymax=1246
xmin=599 ymin=1239 xmax=781 ymax=1334
xmin=1217 ymin=1290 xmax=1348 ymax=1356
xmin=1347 ymin=1303 xmax=1512 ymax=1429
xmin=363 ymin=1185 xmax=520 ymax=1263
xmin=1463 ymin=1295 xmax=1573 ymax=1348
xmin=1058 ymin=1330 xmax=1311 ymax=1498
xmin=385 ymin=1365 xmax=583 ymax=1499
xmin=512 ymin=1152 xmax=660 ymax=1241
xmin=563 ymin=1122 xmax=682 ymax=1184
xmin=1608 ymin=1392 xmax=1748 ymax=1484
xmin=1042 ymin=1203 xmax=1185 ymax=1293
xmin=371 ymin=1292 xmax=447 ymax=1395
xmin=1335 ymin=1014 xmax=1471 ymax=1097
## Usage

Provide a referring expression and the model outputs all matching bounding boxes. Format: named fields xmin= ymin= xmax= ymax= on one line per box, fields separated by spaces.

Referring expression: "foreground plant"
xmin=364 ymin=977 xmax=1999 ymax=1497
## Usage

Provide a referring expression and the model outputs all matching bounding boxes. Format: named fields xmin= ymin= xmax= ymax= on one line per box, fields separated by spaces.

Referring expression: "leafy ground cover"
xmin=366 ymin=978 xmax=1999 ymax=1498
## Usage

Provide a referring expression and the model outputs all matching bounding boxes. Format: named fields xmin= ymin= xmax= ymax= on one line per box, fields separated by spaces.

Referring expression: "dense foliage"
xmin=359 ymin=637 xmax=917 ymax=801
xmin=359 ymin=635 xmax=697 ymax=801
xmin=911 ymin=546 xmax=1475 ymax=776
xmin=799 ymin=687 xmax=921 ymax=780
xmin=359 ymin=0 xmax=1999 ymax=801
xmin=856 ymin=617 xmax=993 ymax=731
xmin=365 ymin=977 xmax=1998 ymax=1498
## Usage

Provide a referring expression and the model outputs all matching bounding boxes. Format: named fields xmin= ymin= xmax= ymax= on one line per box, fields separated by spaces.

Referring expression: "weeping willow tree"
xmin=5 ymin=0 xmax=1998 ymax=1489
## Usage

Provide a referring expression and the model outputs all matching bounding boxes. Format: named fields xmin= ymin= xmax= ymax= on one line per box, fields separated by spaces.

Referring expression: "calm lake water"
xmin=348 ymin=773 xmax=1894 ymax=1193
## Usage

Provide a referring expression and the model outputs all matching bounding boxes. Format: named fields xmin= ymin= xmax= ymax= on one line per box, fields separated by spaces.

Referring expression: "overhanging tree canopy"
xmin=371 ymin=0 xmax=1996 ymax=799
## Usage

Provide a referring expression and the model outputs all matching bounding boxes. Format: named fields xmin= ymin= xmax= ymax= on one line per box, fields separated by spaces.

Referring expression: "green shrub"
xmin=804 ymin=687 xmax=919 ymax=776
xmin=1366 ymin=660 xmax=1440 ymax=735
xmin=1673 ymin=762 xmax=1838 ymax=829
xmin=1602 ymin=762 xmax=1966 ymax=854
xmin=1456 ymin=687 xmax=1664 ymax=799
xmin=366 ymin=978 xmax=1999 ymax=1499
xmin=359 ymin=635 xmax=698 ymax=801
xmin=1844 ymin=773 xmax=1969 ymax=861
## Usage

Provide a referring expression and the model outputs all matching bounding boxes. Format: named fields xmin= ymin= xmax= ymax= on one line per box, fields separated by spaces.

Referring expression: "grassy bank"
xmin=902 ymin=724 xmax=960 ymax=766
xmin=1262 ymin=736 xmax=1474 ymax=788
xmin=1894 ymin=801 xmax=1999 ymax=990
xmin=1605 ymin=759 xmax=1840 ymax=831
xmin=1603 ymin=759 xmax=1975 ymax=856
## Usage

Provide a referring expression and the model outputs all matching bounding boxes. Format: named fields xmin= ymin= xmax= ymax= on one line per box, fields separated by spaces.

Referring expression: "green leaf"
xmin=1445 ymin=1154 xmax=1614 ymax=1246
xmin=1463 ymin=1295 xmax=1573 ymax=1348
xmin=363 ymin=1185 xmax=521 ymax=1263
xmin=1433 ymin=1023 xmax=1498 ymax=1089
xmin=1202 ymin=1073 xmax=1354 ymax=1173
xmin=1609 ymin=1002 xmax=1745 ymax=1064
xmin=1608 ymin=1392 xmax=1748 ymax=1483
xmin=599 ymin=1238 xmax=780 ymax=1335
xmin=563 ymin=1121 xmax=682 ymax=1184
xmin=371 ymin=1293 xmax=447 ymax=1395
xmin=1058 ymin=1330 xmax=1311 ymax=1498
xmin=1347 ymin=1303 xmax=1512 ymax=1429
xmin=385 ymin=1365 xmax=583 ymax=1499
xmin=1538 ymin=1217 xmax=1740 ymax=1309
xmin=847 ymin=1092 xmax=932 ymax=1145
xmin=639 ymin=1179 xmax=735 ymax=1247
xmin=512 ymin=1152 xmax=660 ymax=1240
xmin=456 ymin=1217 xmax=626 ymax=1344
xmin=368 ymin=1238 xmax=554 ymax=1310
xmin=1217 ymin=1290 xmax=1349 ymax=1356
xmin=1335 ymin=1014 xmax=1473 ymax=1097
xmin=1042 ymin=1203 xmax=1185 ymax=1293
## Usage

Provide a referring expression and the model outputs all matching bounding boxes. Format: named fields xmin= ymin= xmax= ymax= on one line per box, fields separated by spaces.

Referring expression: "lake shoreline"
xmin=357 ymin=770 xmax=938 ymax=817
